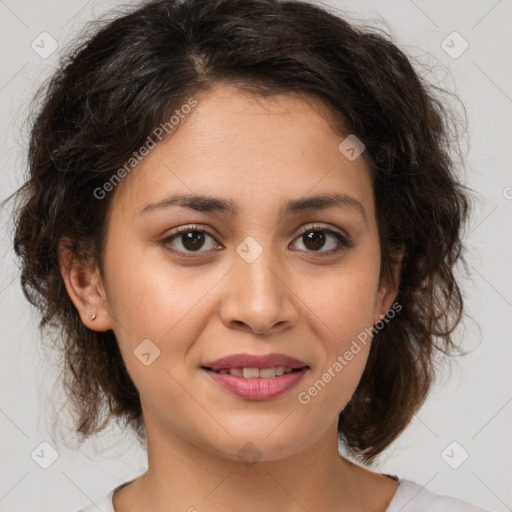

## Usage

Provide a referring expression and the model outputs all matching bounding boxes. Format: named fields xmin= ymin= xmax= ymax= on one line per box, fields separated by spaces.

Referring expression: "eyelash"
xmin=159 ymin=223 xmax=353 ymax=258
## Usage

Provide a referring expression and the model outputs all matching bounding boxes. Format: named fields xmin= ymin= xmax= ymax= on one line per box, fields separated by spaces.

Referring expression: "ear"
xmin=58 ymin=237 xmax=112 ymax=331
xmin=373 ymin=247 xmax=404 ymax=325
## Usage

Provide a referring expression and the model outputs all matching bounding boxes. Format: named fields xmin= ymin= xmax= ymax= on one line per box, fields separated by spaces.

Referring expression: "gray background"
xmin=0 ymin=0 xmax=510 ymax=510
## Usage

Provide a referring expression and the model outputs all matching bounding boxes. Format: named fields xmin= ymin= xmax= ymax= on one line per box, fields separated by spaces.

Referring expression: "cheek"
xmin=104 ymin=236 xmax=211 ymax=338
xmin=294 ymin=263 xmax=378 ymax=410
xmin=102 ymin=241 xmax=214 ymax=390
xmin=305 ymin=260 xmax=379 ymax=345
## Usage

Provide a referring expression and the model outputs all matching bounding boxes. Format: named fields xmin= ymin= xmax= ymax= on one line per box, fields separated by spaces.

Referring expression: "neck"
xmin=113 ymin=415 xmax=397 ymax=512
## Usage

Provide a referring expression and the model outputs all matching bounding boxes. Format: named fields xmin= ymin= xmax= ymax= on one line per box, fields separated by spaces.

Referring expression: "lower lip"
xmin=202 ymin=367 xmax=309 ymax=400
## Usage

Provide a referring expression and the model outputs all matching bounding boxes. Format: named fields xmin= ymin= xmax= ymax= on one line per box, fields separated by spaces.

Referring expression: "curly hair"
xmin=8 ymin=0 xmax=472 ymax=465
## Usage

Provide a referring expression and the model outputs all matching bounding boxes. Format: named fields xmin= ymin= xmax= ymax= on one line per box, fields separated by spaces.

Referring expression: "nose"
xmin=218 ymin=245 xmax=299 ymax=336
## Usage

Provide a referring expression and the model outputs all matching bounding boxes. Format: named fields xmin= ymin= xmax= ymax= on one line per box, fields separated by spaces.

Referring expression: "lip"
xmin=202 ymin=366 xmax=309 ymax=400
xmin=202 ymin=352 xmax=309 ymax=371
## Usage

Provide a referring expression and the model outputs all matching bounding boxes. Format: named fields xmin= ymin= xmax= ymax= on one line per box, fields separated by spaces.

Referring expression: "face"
xmin=66 ymin=84 xmax=398 ymax=462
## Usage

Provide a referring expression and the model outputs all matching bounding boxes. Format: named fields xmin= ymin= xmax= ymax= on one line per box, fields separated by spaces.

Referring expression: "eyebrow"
xmin=137 ymin=192 xmax=367 ymax=223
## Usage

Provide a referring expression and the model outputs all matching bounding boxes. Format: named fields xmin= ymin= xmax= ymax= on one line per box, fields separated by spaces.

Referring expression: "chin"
xmin=205 ymin=428 xmax=312 ymax=464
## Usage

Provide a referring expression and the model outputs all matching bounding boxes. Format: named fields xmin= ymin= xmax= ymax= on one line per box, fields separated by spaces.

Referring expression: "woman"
xmin=10 ymin=0 xmax=490 ymax=510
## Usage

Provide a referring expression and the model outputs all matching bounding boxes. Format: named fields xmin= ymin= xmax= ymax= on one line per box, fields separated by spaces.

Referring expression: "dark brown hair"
xmin=8 ymin=0 xmax=472 ymax=464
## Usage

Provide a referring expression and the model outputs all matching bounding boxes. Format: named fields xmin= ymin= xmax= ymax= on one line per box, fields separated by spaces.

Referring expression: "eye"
xmin=290 ymin=224 xmax=353 ymax=254
xmin=160 ymin=225 xmax=220 ymax=256
xmin=160 ymin=223 xmax=353 ymax=258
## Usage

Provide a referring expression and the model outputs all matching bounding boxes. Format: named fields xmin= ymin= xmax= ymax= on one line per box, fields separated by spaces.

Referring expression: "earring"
xmin=90 ymin=313 xmax=97 ymax=321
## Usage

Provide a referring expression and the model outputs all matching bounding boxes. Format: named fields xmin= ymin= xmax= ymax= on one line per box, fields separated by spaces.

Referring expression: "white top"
xmin=75 ymin=477 xmax=491 ymax=512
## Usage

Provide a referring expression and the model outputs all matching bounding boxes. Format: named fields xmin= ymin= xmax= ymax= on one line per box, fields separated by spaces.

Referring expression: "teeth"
xmin=243 ymin=367 xmax=260 ymax=378
xmin=258 ymin=367 xmax=277 ymax=378
xmin=213 ymin=366 xmax=299 ymax=378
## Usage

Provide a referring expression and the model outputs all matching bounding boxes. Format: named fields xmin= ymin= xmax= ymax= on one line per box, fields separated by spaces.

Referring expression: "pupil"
xmin=304 ymin=230 xmax=325 ymax=250
xmin=182 ymin=231 xmax=205 ymax=251
xmin=180 ymin=230 xmax=326 ymax=252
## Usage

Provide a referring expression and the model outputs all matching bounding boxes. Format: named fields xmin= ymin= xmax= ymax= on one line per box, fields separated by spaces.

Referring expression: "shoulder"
xmin=73 ymin=478 xmax=134 ymax=512
xmin=386 ymin=479 xmax=492 ymax=512
xmin=72 ymin=489 xmax=116 ymax=512
xmin=72 ymin=477 xmax=492 ymax=512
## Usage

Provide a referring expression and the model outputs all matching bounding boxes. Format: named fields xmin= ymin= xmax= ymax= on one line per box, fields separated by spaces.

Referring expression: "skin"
xmin=60 ymin=84 xmax=402 ymax=512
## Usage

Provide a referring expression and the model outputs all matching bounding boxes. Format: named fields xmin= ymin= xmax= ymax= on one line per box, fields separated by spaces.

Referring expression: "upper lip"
xmin=202 ymin=352 xmax=309 ymax=371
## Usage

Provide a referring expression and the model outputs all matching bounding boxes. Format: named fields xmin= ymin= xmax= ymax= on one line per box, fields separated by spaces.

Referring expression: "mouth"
xmin=200 ymin=353 xmax=310 ymax=399
xmin=200 ymin=365 xmax=310 ymax=400
xmin=201 ymin=366 xmax=309 ymax=378
xmin=201 ymin=352 xmax=309 ymax=373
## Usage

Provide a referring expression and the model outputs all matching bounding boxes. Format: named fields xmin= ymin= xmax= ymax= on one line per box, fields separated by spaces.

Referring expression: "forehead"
xmin=108 ymin=84 xmax=374 ymax=222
